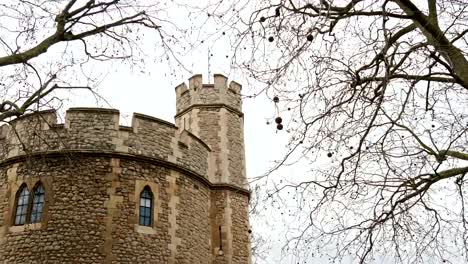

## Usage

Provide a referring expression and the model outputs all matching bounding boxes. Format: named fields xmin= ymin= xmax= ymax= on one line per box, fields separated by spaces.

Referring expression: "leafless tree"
xmin=206 ymin=0 xmax=468 ymax=263
xmin=0 ymin=0 xmax=182 ymax=122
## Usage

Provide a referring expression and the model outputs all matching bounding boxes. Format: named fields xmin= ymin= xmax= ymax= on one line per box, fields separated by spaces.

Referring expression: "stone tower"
xmin=175 ymin=74 xmax=249 ymax=263
xmin=175 ymin=74 xmax=246 ymax=187
xmin=0 ymin=74 xmax=251 ymax=263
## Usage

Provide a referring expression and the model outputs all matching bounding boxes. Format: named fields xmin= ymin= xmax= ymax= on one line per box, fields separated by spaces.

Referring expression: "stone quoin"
xmin=0 ymin=74 xmax=251 ymax=263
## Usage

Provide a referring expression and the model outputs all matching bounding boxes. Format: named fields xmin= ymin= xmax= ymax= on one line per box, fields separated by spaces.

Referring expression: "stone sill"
xmin=135 ymin=225 xmax=156 ymax=235
xmin=9 ymin=223 xmax=42 ymax=233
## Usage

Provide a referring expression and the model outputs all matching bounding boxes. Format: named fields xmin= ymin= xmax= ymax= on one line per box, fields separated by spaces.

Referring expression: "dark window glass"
xmin=15 ymin=185 xmax=30 ymax=225
xmin=139 ymin=187 xmax=153 ymax=227
xmin=30 ymin=184 xmax=45 ymax=223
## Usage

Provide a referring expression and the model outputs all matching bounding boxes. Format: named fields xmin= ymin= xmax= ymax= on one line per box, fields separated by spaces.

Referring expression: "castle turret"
xmin=176 ymin=74 xmax=250 ymax=263
xmin=175 ymin=74 xmax=246 ymax=188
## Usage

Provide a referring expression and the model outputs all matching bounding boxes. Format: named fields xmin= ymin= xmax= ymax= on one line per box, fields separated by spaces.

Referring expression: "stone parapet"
xmin=174 ymin=74 xmax=247 ymax=189
xmin=0 ymin=108 xmax=210 ymax=179
xmin=175 ymin=74 xmax=242 ymax=115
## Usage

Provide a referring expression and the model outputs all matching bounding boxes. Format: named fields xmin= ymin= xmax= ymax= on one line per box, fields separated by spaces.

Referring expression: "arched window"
xmin=14 ymin=185 xmax=30 ymax=225
xmin=30 ymin=184 xmax=45 ymax=223
xmin=139 ymin=186 xmax=153 ymax=227
xmin=13 ymin=182 xmax=46 ymax=226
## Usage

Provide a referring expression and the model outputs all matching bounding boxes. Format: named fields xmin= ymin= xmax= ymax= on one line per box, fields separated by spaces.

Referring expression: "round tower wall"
xmin=174 ymin=74 xmax=247 ymax=188
xmin=0 ymin=155 xmax=214 ymax=263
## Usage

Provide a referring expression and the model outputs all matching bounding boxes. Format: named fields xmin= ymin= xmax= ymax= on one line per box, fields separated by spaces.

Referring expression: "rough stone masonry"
xmin=0 ymin=74 xmax=251 ymax=263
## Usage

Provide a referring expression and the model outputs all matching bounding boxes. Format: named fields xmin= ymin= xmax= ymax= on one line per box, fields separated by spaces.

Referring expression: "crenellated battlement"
xmin=175 ymin=74 xmax=242 ymax=115
xmin=174 ymin=74 xmax=247 ymax=188
xmin=0 ymin=108 xmax=212 ymax=180
xmin=0 ymin=74 xmax=246 ymax=190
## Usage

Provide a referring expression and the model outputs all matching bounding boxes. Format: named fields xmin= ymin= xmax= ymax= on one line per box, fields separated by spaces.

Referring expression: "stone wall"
xmin=226 ymin=110 xmax=247 ymax=187
xmin=0 ymin=157 xmax=109 ymax=263
xmin=175 ymin=75 xmax=247 ymax=188
xmin=0 ymin=108 xmax=210 ymax=179
xmin=209 ymin=189 xmax=251 ymax=264
xmin=230 ymin=191 xmax=251 ymax=263
xmin=196 ymin=108 xmax=222 ymax=182
xmin=0 ymin=156 xmax=220 ymax=263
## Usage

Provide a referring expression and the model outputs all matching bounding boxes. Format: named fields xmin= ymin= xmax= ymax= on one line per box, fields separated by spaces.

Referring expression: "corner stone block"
xmin=189 ymin=74 xmax=203 ymax=91
xmin=229 ymin=81 xmax=242 ymax=94
xmin=0 ymin=124 xmax=9 ymax=139
xmin=39 ymin=110 xmax=58 ymax=130
xmin=213 ymin=74 xmax=228 ymax=92
xmin=10 ymin=110 xmax=57 ymax=131
xmin=175 ymin=82 xmax=188 ymax=98
xmin=65 ymin=108 xmax=120 ymax=130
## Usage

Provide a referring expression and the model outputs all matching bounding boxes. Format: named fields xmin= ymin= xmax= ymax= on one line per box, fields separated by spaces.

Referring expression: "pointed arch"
xmin=139 ymin=186 xmax=153 ymax=227
xmin=30 ymin=182 xmax=45 ymax=223
xmin=14 ymin=184 xmax=30 ymax=225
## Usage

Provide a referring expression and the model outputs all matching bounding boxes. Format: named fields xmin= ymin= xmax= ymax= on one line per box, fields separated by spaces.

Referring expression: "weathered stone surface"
xmin=0 ymin=74 xmax=251 ymax=263
xmin=175 ymin=75 xmax=247 ymax=189
xmin=0 ymin=108 xmax=210 ymax=179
